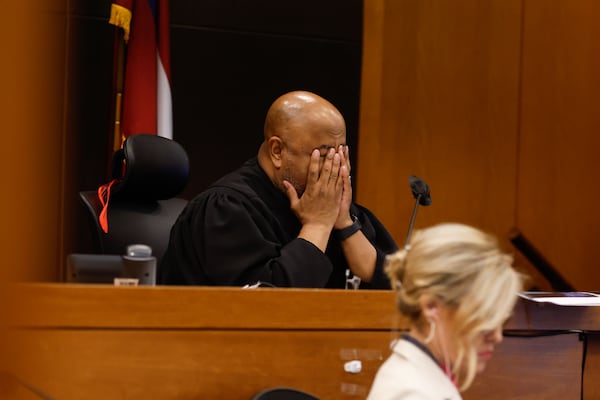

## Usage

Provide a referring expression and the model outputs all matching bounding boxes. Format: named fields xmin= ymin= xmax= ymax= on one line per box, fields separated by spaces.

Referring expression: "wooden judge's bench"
xmin=1 ymin=284 xmax=598 ymax=399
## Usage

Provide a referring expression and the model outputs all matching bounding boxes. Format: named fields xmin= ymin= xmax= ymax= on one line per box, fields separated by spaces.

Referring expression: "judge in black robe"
xmin=159 ymin=91 xmax=399 ymax=288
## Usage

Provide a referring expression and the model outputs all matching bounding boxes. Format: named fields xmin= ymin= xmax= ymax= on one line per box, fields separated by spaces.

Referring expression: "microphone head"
xmin=409 ymin=176 xmax=432 ymax=206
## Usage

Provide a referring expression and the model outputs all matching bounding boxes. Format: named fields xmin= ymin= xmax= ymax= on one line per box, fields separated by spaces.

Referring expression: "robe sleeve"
xmin=189 ymin=189 xmax=334 ymax=287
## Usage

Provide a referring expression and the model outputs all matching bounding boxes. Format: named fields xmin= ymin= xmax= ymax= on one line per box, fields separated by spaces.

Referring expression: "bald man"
xmin=159 ymin=91 xmax=398 ymax=288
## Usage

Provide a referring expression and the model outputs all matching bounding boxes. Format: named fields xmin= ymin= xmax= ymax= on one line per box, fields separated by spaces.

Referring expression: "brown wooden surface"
xmin=5 ymin=285 xmax=403 ymax=399
xmin=466 ymin=334 xmax=582 ymax=400
xmin=7 ymin=330 xmax=584 ymax=400
xmin=3 ymin=284 xmax=599 ymax=399
xmin=6 ymin=284 xmax=403 ymax=330
xmin=0 ymin=373 xmax=47 ymax=400
xmin=1 ymin=1 xmax=65 ymax=283
xmin=8 ymin=283 xmax=600 ymax=332
xmin=510 ymin=298 xmax=600 ymax=331
xmin=359 ymin=0 xmax=600 ymax=291
xmin=7 ymin=330 xmax=393 ymax=399
xmin=358 ymin=0 xmax=521 ymax=245
xmin=583 ymin=334 xmax=600 ymax=399
xmin=517 ymin=0 xmax=600 ymax=291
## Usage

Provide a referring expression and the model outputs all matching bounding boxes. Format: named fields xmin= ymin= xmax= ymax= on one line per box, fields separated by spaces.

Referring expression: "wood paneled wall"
xmin=517 ymin=1 xmax=600 ymax=290
xmin=359 ymin=0 xmax=600 ymax=289
xmin=0 ymin=1 xmax=66 ymax=282
xmin=358 ymin=0 xmax=521 ymax=242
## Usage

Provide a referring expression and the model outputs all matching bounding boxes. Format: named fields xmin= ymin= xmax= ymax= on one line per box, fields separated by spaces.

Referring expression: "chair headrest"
xmin=110 ymin=134 xmax=190 ymax=201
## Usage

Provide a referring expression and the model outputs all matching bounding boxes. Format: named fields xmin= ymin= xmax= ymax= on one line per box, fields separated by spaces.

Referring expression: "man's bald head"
xmin=258 ymin=91 xmax=347 ymax=195
xmin=263 ymin=91 xmax=345 ymax=143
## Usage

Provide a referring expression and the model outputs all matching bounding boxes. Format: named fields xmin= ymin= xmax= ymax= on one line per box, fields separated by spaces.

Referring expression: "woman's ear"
xmin=268 ymin=136 xmax=284 ymax=168
xmin=419 ymin=293 xmax=440 ymax=320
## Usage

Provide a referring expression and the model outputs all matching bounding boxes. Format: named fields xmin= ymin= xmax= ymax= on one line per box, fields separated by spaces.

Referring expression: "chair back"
xmin=79 ymin=134 xmax=190 ymax=263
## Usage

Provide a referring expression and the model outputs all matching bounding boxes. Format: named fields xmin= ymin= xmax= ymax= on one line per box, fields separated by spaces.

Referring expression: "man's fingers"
xmin=320 ymin=147 xmax=335 ymax=181
xmin=307 ymin=149 xmax=321 ymax=184
xmin=336 ymin=163 xmax=347 ymax=192
xmin=282 ymin=180 xmax=299 ymax=206
xmin=339 ymin=164 xmax=349 ymax=182
xmin=339 ymin=145 xmax=351 ymax=175
xmin=330 ymin=152 xmax=342 ymax=184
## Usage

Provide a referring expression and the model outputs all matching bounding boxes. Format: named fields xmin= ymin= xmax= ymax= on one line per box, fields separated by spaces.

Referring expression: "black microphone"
xmin=405 ymin=176 xmax=432 ymax=248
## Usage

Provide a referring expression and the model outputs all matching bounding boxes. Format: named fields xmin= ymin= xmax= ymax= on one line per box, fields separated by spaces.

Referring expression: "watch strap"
xmin=334 ymin=215 xmax=362 ymax=241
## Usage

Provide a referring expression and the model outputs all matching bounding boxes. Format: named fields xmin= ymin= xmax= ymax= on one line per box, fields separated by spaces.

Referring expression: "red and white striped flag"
xmin=109 ymin=0 xmax=172 ymax=145
xmin=98 ymin=0 xmax=171 ymax=234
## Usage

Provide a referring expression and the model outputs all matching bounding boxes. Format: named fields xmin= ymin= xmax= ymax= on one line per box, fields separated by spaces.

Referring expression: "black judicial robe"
xmin=159 ymin=157 xmax=398 ymax=288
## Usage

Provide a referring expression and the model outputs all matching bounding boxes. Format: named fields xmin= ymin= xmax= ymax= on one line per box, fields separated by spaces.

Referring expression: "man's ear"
xmin=268 ymin=136 xmax=284 ymax=168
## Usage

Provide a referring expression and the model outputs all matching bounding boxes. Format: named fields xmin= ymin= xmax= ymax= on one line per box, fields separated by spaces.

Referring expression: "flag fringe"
xmin=109 ymin=4 xmax=132 ymax=42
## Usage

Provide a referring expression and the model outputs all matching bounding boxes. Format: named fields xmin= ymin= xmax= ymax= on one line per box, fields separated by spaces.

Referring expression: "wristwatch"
xmin=334 ymin=215 xmax=362 ymax=241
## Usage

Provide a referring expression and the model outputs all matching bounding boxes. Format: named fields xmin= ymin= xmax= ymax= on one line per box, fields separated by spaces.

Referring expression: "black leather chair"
xmin=79 ymin=134 xmax=190 ymax=264
xmin=251 ymin=387 xmax=319 ymax=400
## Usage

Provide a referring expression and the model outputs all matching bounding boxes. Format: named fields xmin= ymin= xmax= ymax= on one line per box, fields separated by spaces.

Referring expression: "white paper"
xmin=519 ymin=291 xmax=600 ymax=306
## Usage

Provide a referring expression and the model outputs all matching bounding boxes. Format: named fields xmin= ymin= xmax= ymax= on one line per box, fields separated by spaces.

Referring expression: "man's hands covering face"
xmin=283 ymin=146 xmax=352 ymax=233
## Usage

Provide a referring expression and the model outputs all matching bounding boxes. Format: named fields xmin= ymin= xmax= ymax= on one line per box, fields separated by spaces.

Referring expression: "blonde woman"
xmin=367 ymin=223 xmax=523 ymax=399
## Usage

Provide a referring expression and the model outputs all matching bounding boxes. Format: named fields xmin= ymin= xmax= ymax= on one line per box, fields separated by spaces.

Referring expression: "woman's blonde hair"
xmin=385 ymin=223 xmax=523 ymax=391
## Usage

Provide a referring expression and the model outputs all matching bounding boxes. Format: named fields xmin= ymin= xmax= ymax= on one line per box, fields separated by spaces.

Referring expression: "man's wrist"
xmin=299 ymin=222 xmax=335 ymax=253
xmin=334 ymin=215 xmax=361 ymax=241
xmin=335 ymin=216 xmax=355 ymax=230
